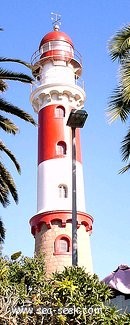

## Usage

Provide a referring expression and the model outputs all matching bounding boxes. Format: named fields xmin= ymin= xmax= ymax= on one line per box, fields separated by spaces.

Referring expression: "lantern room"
xmin=31 ymin=25 xmax=82 ymax=78
xmin=39 ymin=24 xmax=74 ymax=62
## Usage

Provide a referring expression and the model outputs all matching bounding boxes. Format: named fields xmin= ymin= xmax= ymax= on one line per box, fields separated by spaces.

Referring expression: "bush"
xmin=0 ymin=254 xmax=130 ymax=324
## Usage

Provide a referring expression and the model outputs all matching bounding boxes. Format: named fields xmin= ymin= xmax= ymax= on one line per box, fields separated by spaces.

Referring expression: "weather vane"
xmin=51 ymin=12 xmax=61 ymax=30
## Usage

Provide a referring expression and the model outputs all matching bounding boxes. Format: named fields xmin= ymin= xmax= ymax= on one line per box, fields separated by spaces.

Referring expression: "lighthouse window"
xmin=56 ymin=141 xmax=66 ymax=155
xmin=54 ymin=235 xmax=71 ymax=255
xmin=58 ymin=184 xmax=68 ymax=198
xmin=40 ymin=41 xmax=74 ymax=56
xmin=55 ymin=106 xmax=65 ymax=118
xmin=40 ymin=43 xmax=50 ymax=54
xmin=59 ymin=238 xmax=69 ymax=252
xmin=50 ymin=41 xmax=74 ymax=55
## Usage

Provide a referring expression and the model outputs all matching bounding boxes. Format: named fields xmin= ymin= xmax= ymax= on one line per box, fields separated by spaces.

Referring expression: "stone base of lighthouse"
xmin=30 ymin=210 xmax=93 ymax=274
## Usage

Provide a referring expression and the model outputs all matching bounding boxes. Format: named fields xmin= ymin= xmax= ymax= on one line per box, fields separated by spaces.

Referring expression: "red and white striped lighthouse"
xmin=30 ymin=20 xmax=93 ymax=274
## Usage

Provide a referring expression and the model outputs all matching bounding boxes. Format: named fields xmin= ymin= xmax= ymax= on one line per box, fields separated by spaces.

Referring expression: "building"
xmin=29 ymin=20 xmax=93 ymax=275
xmin=103 ymin=265 xmax=130 ymax=313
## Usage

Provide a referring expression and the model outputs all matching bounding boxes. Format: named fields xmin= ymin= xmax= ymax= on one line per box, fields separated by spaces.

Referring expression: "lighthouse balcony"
xmin=31 ymin=74 xmax=85 ymax=93
xmin=31 ymin=47 xmax=82 ymax=77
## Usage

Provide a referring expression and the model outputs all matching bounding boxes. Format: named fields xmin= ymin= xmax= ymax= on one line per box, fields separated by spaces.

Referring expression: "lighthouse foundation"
xmin=30 ymin=210 xmax=93 ymax=274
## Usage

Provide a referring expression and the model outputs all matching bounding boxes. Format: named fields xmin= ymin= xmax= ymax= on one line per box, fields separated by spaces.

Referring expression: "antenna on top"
xmin=51 ymin=12 xmax=61 ymax=31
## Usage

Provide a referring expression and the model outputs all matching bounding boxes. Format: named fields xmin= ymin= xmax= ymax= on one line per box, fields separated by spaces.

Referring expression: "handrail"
xmin=31 ymin=48 xmax=82 ymax=67
xmin=31 ymin=75 xmax=85 ymax=92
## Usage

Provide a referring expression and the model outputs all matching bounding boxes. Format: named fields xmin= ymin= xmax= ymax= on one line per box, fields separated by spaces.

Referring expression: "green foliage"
xmin=0 ymin=36 xmax=36 ymax=246
xmin=108 ymin=25 xmax=130 ymax=61
xmin=0 ymin=46 xmax=36 ymax=210
xmin=0 ymin=253 xmax=46 ymax=296
xmin=51 ymin=266 xmax=112 ymax=305
xmin=107 ymin=24 xmax=130 ymax=173
xmin=0 ymin=217 xmax=5 ymax=245
xmin=11 ymin=251 xmax=22 ymax=261
xmin=0 ymin=254 xmax=130 ymax=324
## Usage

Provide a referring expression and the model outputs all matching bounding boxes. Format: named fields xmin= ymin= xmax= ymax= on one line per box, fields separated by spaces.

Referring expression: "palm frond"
xmin=0 ymin=218 xmax=6 ymax=244
xmin=0 ymin=114 xmax=18 ymax=134
xmin=0 ymin=98 xmax=36 ymax=125
xmin=121 ymin=59 xmax=130 ymax=102
xmin=0 ymin=182 xmax=10 ymax=207
xmin=0 ymin=68 xmax=33 ymax=84
xmin=119 ymin=163 xmax=130 ymax=174
xmin=0 ymin=48 xmax=36 ymax=202
xmin=107 ymin=87 xmax=130 ymax=123
xmin=0 ymin=162 xmax=18 ymax=204
xmin=0 ymin=141 xmax=21 ymax=173
xmin=121 ymin=129 xmax=130 ymax=162
xmin=108 ymin=25 xmax=130 ymax=61
xmin=0 ymin=80 xmax=8 ymax=92
xmin=0 ymin=57 xmax=33 ymax=70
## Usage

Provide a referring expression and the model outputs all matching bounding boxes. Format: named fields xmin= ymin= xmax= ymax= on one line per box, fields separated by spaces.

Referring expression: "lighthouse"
xmin=30 ymin=18 xmax=93 ymax=274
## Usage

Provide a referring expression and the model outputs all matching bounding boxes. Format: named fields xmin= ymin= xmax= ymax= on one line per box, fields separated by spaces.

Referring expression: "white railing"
xmin=31 ymin=75 xmax=85 ymax=92
xmin=31 ymin=48 xmax=82 ymax=67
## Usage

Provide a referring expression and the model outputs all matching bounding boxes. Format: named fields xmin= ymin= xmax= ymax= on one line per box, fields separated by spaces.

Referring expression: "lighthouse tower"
xmin=30 ymin=20 xmax=93 ymax=274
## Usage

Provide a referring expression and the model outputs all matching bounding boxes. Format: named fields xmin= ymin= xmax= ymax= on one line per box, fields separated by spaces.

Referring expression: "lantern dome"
xmin=39 ymin=30 xmax=74 ymax=49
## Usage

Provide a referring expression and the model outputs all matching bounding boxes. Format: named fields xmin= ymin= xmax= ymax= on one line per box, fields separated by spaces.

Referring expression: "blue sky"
xmin=1 ymin=0 xmax=130 ymax=279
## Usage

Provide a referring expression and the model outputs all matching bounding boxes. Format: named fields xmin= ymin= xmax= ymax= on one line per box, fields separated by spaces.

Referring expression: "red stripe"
xmin=38 ymin=105 xmax=82 ymax=164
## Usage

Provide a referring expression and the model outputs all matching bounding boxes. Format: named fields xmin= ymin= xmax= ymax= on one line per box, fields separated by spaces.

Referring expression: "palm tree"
xmin=107 ymin=25 xmax=130 ymax=173
xmin=0 ymin=55 xmax=36 ymax=243
xmin=0 ymin=57 xmax=36 ymax=205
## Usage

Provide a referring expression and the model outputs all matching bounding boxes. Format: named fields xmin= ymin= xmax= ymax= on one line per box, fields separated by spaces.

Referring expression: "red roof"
xmin=39 ymin=30 xmax=74 ymax=49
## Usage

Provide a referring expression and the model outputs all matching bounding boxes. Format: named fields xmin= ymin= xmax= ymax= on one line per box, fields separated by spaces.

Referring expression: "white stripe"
xmin=37 ymin=158 xmax=86 ymax=214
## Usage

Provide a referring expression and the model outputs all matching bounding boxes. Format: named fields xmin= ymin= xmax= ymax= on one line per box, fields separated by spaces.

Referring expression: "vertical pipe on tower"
xmin=72 ymin=127 xmax=77 ymax=266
